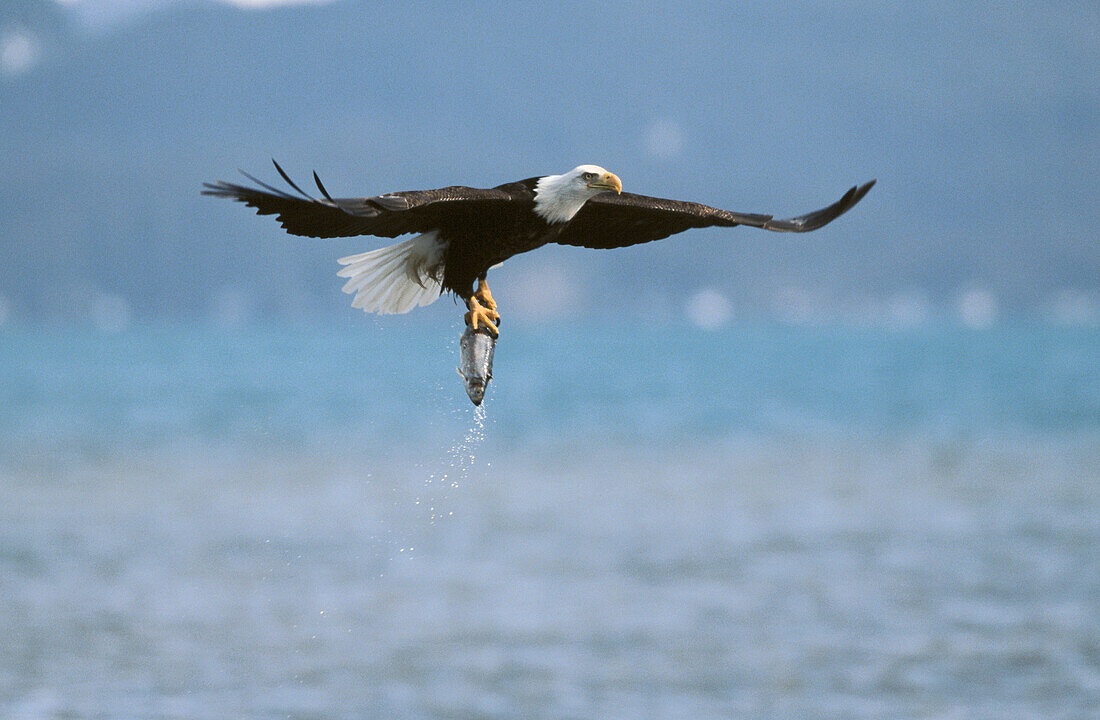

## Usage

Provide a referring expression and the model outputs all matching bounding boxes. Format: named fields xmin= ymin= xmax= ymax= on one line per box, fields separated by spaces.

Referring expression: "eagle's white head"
xmin=533 ymin=164 xmax=622 ymax=224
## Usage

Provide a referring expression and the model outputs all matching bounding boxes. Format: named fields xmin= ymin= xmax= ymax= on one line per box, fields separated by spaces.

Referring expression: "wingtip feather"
xmin=272 ymin=159 xmax=316 ymax=201
xmin=314 ymin=171 xmax=334 ymax=202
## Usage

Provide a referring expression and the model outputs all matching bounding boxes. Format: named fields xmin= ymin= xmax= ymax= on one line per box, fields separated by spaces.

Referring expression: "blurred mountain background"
xmin=1 ymin=0 xmax=1097 ymax=327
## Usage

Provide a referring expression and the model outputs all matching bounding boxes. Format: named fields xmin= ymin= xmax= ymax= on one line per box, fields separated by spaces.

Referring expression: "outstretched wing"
xmin=554 ymin=180 xmax=875 ymax=249
xmin=202 ymin=160 xmax=517 ymax=239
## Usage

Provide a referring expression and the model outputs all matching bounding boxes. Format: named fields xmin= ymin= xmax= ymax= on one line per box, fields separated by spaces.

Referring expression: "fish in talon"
xmin=458 ymin=326 xmax=496 ymax=406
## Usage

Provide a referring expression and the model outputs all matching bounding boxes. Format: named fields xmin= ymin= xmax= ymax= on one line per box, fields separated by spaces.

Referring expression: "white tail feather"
xmin=336 ymin=232 xmax=447 ymax=315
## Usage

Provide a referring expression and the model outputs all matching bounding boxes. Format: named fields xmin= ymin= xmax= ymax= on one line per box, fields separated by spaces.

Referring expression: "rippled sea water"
xmin=1 ymin=323 xmax=1098 ymax=719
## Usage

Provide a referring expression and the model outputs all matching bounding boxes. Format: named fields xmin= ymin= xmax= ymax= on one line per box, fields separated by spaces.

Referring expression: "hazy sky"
xmin=2 ymin=0 xmax=1097 ymax=327
xmin=15 ymin=0 xmax=338 ymax=36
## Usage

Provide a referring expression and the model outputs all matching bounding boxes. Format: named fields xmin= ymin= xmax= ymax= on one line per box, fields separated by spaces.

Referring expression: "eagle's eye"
xmin=582 ymin=172 xmax=597 ymax=181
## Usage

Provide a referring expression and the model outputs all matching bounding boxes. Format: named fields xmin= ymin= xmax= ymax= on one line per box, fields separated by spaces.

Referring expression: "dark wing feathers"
xmin=201 ymin=160 xmax=514 ymax=239
xmin=756 ymin=180 xmax=876 ymax=232
xmin=555 ymin=180 xmax=876 ymax=250
xmin=204 ymin=161 xmax=874 ymax=246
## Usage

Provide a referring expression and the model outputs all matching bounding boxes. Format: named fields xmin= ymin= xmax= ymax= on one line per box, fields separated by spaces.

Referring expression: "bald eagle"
xmin=204 ymin=162 xmax=874 ymax=334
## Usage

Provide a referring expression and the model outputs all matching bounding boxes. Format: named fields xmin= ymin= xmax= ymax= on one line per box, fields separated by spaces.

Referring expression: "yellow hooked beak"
xmin=588 ymin=171 xmax=622 ymax=194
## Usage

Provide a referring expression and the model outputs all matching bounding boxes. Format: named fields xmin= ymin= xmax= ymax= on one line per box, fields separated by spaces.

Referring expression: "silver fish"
xmin=457 ymin=326 xmax=496 ymax=406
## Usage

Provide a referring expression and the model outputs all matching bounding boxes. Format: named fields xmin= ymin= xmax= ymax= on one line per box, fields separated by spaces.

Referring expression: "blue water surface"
xmin=2 ymin=322 xmax=1096 ymax=451
xmin=0 ymin=322 xmax=1097 ymax=719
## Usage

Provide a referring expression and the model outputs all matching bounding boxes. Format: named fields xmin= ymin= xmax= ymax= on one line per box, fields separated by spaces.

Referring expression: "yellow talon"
xmin=473 ymin=278 xmax=497 ymax=312
xmin=465 ymin=296 xmax=499 ymax=336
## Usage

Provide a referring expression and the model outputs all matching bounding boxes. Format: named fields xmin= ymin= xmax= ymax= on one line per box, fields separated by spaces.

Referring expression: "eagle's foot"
xmin=465 ymin=296 xmax=499 ymax=337
xmin=473 ymin=278 xmax=497 ymax=312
